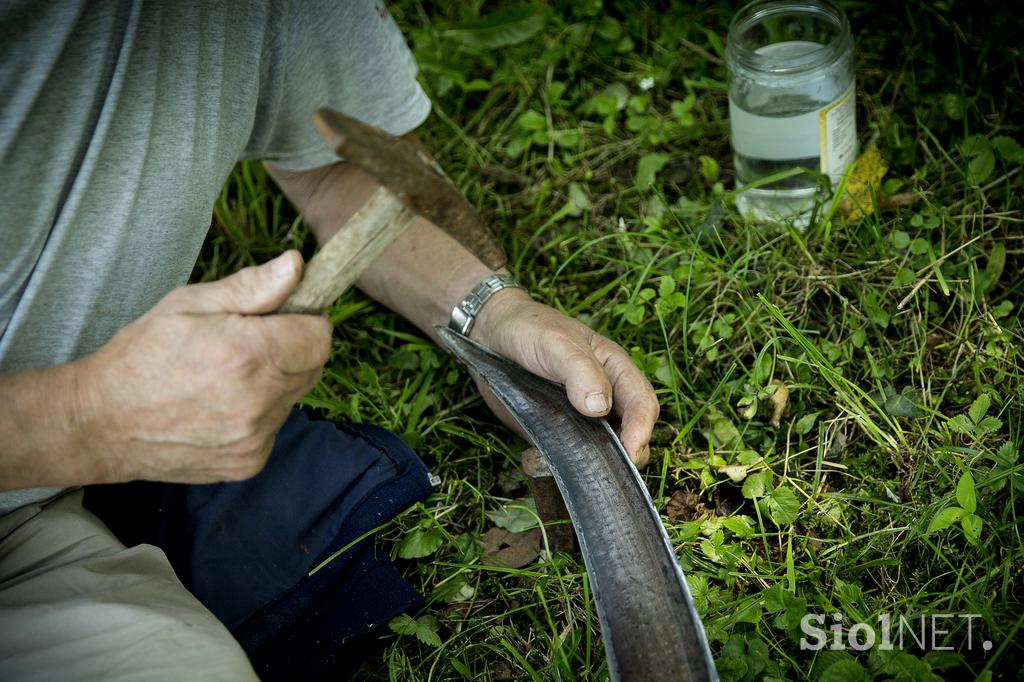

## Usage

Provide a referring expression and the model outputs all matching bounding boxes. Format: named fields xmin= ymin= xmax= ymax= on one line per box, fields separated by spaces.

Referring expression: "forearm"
xmin=266 ymin=160 xmax=530 ymax=341
xmin=358 ymin=213 xmax=531 ymax=340
xmin=0 ymin=362 xmax=100 ymax=490
xmin=266 ymin=158 xmax=658 ymax=465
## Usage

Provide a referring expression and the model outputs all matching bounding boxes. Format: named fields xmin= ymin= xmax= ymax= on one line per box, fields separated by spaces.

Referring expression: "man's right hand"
xmin=73 ymin=250 xmax=332 ymax=484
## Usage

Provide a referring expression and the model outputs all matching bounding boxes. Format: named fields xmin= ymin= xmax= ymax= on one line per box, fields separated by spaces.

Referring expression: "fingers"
xmin=538 ymin=328 xmax=658 ymax=467
xmin=615 ymin=393 xmax=658 ymax=468
xmin=164 ymin=251 xmax=304 ymax=315
xmin=494 ymin=309 xmax=660 ymax=468
xmin=284 ymin=367 xmax=325 ymax=400
xmin=589 ymin=338 xmax=660 ymax=468
xmin=543 ymin=331 xmax=615 ymax=418
xmin=254 ymin=313 xmax=333 ymax=374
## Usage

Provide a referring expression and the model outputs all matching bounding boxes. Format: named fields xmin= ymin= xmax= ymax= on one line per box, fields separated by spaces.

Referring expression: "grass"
xmin=194 ymin=1 xmax=1024 ymax=679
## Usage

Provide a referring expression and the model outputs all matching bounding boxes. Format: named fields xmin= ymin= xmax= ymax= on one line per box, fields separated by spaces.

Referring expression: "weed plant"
xmin=194 ymin=1 xmax=1023 ymax=679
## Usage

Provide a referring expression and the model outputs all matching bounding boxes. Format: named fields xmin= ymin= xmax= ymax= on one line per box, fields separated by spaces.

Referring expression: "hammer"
xmin=277 ymin=108 xmax=506 ymax=315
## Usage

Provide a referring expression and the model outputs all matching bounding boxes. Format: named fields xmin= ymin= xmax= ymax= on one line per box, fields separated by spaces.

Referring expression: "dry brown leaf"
xmin=768 ymin=379 xmax=790 ymax=428
xmin=481 ymin=527 xmax=541 ymax=568
xmin=665 ymin=490 xmax=709 ymax=521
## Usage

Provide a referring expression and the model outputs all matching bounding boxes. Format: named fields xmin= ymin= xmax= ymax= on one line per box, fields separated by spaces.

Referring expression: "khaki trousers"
xmin=0 ymin=489 xmax=258 ymax=681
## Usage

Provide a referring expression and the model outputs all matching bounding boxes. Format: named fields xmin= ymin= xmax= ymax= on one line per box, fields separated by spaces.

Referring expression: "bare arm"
xmin=0 ymin=363 xmax=96 ymax=490
xmin=0 ymin=252 xmax=332 ymax=491
xmin=263 ymin=160 xmax=521 ymax=339
xmin=266 ymin=160 xmax=659 ymax=466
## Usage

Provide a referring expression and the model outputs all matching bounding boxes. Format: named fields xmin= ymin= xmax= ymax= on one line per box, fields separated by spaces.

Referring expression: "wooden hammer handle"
xmin=277 ymin=187 xmax=413 ymax=315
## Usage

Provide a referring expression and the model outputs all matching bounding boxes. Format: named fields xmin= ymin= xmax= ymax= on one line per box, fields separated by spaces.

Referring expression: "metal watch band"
xmin=448 ymin=274 xmax=526 ymax=336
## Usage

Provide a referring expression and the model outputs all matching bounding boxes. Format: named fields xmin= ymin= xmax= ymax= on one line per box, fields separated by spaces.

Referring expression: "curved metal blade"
xmin=437 ymin=327 xmax=718 ymax=682
xmin=312 ymin=108 xmax=506 ymax=271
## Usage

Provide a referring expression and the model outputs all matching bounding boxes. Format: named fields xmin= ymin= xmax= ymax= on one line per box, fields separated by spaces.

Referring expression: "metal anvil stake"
xmin=522 ymin=446 xmax=576 ymax=553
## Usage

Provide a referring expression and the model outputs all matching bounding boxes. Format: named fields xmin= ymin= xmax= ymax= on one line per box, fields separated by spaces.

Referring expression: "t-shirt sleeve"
xmin=242 ymin=0 xmax=431 ymax=171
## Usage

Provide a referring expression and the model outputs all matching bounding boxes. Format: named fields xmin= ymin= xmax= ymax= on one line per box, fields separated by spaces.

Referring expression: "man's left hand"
xmin=470 ymin=289 xmax=659 ymax=468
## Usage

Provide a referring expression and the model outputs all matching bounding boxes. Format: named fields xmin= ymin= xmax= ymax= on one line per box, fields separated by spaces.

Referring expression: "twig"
xmin=680 ymin=37 xmax=724 ymax=65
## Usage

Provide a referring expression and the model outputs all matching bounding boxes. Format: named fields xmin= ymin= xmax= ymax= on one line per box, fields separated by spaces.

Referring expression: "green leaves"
xmin=968 ymin=149 xmax=995 ymax=185
xmin=581 ymin=82 xmax=629 ymax=136
xmin=794 ymin=412 xmax=819 ymax=436
xmin=927 ymin=469 xmax=983 ymax=544
xmin=486 ymin=499 xmax=539 ymax=533
xmin=671 ymin=94 xmax=697 ymax=126
xmin=960 ymin=513 xmax=983 ymax=542
xmin=992 ymin=135 xmax=1024 ymax=164
xmin=715 ymin=633 xmax=781 ymax=682
xmin=956 ymin=469 xmax=977 ymax=513
xmin=989 ymin=440 xmax=1022 ymax=493
xmin=721 ymin=514 xmax=755 ymax=538
xmin=446 ymin=5 xmax=547 ymax=49
xmin=592 ymin=15 xmax=635 ymax=53
xmin=820 ymin=659 xmax=870 ymax=682
xmin=516 ymin=109 xmax=546 ymax=131
xmin=977 ymin=243 xmax=1006 ymax=294
xmin=949 ymin=393 xmax=1002 ymax=438
xmin=432 ymin=577 xmax=475 ymax=604
xmin=962 ymin=135 xmax=995 ymax=185
xmin=653 ymin=276 xmax=686 ymax=316
xmin=708 ymin=409 xmax=744 ymax=450
xmin=763 ymin=583 xmax=808 ymax=631
xmin=873 ymin=386 xmax=922 ymax=419
xmin=615 ymin=275 xmax=687 ymax=326
xmin=886 ymin=393 xmax=920 ymax=418
xmin=637 ymin=152 xmax=670 ymax=188
xmin=741 ymin=469 xmax=771 ymax=500
xmin=969 ymin=393 xmax=991 ymax=425
xmin=398 ymin=525 xmax=445 ymax=559
xmin=877 ymin=651 xmax=944 ymax=681
xmin=959 ymin=133 xmax=1023 ymax=184
xmin=765 ymin=485 xmax=801 ymax=525
xmin=736 ymin=467 xmax=800 ymax=526
xmin=564 ymin=182 xmax=591 ymax=217
xmin=942 ymin=92 xmax=967 ymax=120
xmin=507 ymin=108 xmax=582 ymax=158
xmin=976 ymin=415 xmax=1002 ymax=435
xmin=389 ymin=613 xmax=443 ymax=647
xmin=927 ymin=505 xmax=966 ymax=534
xmin=947 ymin=414 xmax=974 ymax=434
xmin=699 ymin=155 xmax=719 ymax=182
xmin=213 ymin=4 xmax=1023 ymax=679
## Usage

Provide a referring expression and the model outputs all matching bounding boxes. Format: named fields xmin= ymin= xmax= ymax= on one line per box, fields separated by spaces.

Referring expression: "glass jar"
xmin=726 ymin=0 xmax=856 ymax=225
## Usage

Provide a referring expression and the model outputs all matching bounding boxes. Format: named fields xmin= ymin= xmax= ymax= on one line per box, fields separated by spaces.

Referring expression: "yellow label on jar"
xmin=819 ymin=80 xmax=858 ymax=180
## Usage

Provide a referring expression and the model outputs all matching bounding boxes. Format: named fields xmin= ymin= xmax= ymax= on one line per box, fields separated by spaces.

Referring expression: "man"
xmin=0 ymin=1 xmax=658 ymax=679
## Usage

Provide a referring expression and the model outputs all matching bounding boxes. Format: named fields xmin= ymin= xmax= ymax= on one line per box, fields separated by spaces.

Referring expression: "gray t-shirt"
xmin=0 ymin=0 xmax=431 ymax=513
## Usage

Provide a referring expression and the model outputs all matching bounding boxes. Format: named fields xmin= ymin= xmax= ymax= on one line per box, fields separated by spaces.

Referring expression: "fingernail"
xmin=585 ymin=392 xmax=610 ymax=414
xmin=636 ymin=445 xmax=650 ymax=466
xmin=271 ymin=252 xmax=297 ymax=279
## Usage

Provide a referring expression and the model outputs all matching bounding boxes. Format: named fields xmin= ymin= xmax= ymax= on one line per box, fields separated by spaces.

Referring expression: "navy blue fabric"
xmin=85 ymin=408 xmax=434 ymax=680
xmin=237 ymin=538 xmax=423 ymax=678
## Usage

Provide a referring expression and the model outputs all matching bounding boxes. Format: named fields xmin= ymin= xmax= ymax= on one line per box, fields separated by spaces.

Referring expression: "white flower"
xmin=639 ymin=76 xmax=655 ymax=91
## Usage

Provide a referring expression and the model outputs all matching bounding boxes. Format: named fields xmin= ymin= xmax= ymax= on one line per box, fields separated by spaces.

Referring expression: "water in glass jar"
xmin=730 ymin=41 xmax=856 ymax=225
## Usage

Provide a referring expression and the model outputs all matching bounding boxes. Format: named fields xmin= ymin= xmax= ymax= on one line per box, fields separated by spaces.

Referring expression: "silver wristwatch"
xmin=448 ymin=274 xmax=526 ymax=336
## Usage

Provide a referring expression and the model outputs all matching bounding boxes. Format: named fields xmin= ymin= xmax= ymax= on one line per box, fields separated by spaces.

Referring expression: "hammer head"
xmin=313 ymin=108 xmax=506 ymax=271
